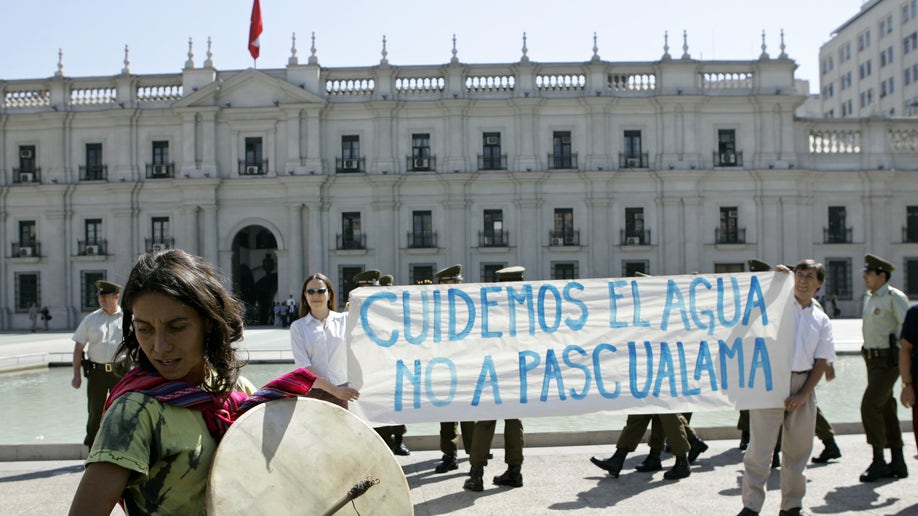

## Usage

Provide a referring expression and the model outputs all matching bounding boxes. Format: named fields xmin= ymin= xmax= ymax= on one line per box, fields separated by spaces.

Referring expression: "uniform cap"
xmin=747 ymin=259 xmax=772 ymax=272
xmin=353 ymin=269 xmax=381 ymax=286
xmin=864 ymin=253 xmax=895 ymax=272
xmin=379 ymin=274 xmax=394 ymax=286
xmin=95 ymin=280 xmax=122 ymax=296
xmin=434 ymin=264 xmax=463 ymax=283
xmin=496 ymin=265 xmax=525 ymax=281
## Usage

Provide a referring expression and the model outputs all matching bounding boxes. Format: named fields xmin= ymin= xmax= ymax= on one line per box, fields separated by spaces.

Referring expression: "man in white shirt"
xmin=738 ymin=260 xmax=836 ymax=516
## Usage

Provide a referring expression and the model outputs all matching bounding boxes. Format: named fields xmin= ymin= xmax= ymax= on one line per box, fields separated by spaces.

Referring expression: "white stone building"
xmin=2 ymin=32 xmax=917 ymax=330
xmin=819 ymin=0 xmax=918 ymax=117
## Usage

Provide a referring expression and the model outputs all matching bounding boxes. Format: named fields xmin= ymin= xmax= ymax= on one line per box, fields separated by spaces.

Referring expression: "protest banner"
xmin=346 ymin=272 xmax=794 ymax=426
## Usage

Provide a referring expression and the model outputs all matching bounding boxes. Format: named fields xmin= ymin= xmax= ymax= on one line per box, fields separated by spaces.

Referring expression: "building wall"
xmin=2 ymin=49 xmax=918 ymax=331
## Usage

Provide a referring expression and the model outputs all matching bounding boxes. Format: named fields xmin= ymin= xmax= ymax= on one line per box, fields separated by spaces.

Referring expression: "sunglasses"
xmin=305 ymin=288 xmax=328 ymax=295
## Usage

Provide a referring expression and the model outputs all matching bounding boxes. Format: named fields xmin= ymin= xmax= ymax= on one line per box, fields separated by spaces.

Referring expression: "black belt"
xmin=85 ymin=361 xmax=116 ymax=373
xmin=792 ymin=370 xmax=811 ymax=374
xmin=861 ymin=347 xmax=891 ymax=359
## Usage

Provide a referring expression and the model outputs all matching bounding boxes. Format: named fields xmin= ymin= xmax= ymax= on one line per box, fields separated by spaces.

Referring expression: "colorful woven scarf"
xmin=104 ymin=367 xmax=318 ymax=440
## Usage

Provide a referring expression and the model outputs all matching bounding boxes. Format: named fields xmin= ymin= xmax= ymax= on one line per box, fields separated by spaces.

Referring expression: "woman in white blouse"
xmin=289 ymin=273 xmax=359 ymax=409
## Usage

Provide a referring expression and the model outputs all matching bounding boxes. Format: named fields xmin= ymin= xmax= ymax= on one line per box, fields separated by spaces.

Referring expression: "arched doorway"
xmin=231 ymin=225 xmax=278 ymax=325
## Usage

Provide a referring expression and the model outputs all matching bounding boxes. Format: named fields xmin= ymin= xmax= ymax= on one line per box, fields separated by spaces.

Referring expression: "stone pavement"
xmin=2 ymin=433 xmax=917 ymax=515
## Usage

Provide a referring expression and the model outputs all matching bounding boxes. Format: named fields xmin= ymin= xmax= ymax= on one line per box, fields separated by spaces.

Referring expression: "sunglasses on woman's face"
xmin=305 ymin=288 xmax=328 ymax=295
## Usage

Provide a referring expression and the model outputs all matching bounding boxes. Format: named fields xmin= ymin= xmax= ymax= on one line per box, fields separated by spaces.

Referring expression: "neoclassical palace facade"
xmin=2 ymin=34 xmax=917 ymax=330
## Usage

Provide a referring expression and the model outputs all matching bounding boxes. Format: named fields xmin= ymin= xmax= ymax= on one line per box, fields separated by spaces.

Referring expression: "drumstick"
xmin=321 ymin=476 xmax=380 ymax=516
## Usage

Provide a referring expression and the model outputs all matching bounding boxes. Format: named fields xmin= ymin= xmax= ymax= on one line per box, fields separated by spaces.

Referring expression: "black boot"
xmin=688 ymin=436 xmax=709 ymax=463
xmin=811 ymin=438 xmax=841 ymax=463
xmin=739 ymin=430 xmax=750 ymax=451
xmin=435 ymin=453 xmax=458 ymax=473
xmin=635 ymin=449 xmax=663 ymax=472
xmin=392 ymin=434 xmax=410 ymax=456
xmin=890 ymin=447 xmax=909 ymax=479
xmin=589 ymin=449 xmax=628 ymax=478
xmin=663 ymin=454 xmax=691 ymax=480
xmin=859 ymin=447 xmax=892 ymax=482
xmin=463 ymin=466 xmax=484 ymax=492
xmin=493 ymin=464 xmax=523 ymax=487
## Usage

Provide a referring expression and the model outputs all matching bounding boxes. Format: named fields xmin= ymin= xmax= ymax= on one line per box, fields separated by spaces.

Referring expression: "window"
xmin=411 ymin=133 xmax=431 ymax=171
xmin=338 ymin=135 xmax=361 ymax=172
xmin=550 ymin=131 xmax=574 ymax=169
xmin=340 ymin=212 xmax=363 ymax=249
xmin=482 ymin=209 xmax=506 ymax=246
xmin=825 ymin=258 xmax=852 ymax=300
xmin=906 ymin=206 xmax=918 ymax=242
xmin=552 ymin=262 xmax=578 ymax=280
xmin=340 ymin=266 xmax=363 ymax=309
xmin=152 ymin=141 xmax=169 ymax=165
xmin=480 ymin=263 xmax=505 ymax=283
xmin=718 ymin=207 xmax=740 ymax=243
xmin=715 ymin=263 xmax=745 ymax=274
xmin=717 ymin=129 xmax=740 ymax=166
xmin=342 ymin=135 xmax=360 ymax=159
xmin=552 ymin=208 xmax=577 ymax=245
xmin=242 ymin=137 xmax=264 ymax=174
xmin=410 ymin=264 xmax=435 ymax=285
xmin=623 ymin=130 xmax=643 ymax=167
xmin=622 ymin=261 xmax=649 ymax=278
xmin=907 ymin=259 xmax=918 ymax=299
xmin=480 ymin=132 xmax=503 ymax=170
xmin=85 ymin=143 xmax=104 ymax=180
xmin=625 ymin=207 xmax=646 ymax=244
xmin=81 ymin=270 xmax=106 ymax=311
xmin=150 ymin=216 xmax=171 ymax=251
xmin=15 ymin=272 xmax=39 ymax=312
xmin=409 ymin=210 xmax=435 ymax=248
xmin=826 ymin=206 xmax=849 ymax=243
xmin=18 ymin=145 xmax=36 ymax=172
xmin=19 ymin=220 xmax=36 ymax=246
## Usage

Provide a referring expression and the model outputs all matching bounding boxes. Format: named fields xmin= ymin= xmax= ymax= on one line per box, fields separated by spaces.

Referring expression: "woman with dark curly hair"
xmin=69 ymin=250 xmax=358 ymax=515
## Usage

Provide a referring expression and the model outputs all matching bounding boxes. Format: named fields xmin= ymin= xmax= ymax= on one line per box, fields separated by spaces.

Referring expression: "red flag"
xmin=248 ymin=0 xmax=263 ymax=60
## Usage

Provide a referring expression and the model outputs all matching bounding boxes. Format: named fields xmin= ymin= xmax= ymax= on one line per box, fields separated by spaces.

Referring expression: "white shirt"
xmin=791 ymin=298 xmax=836 ymax=371
xmin=289 ymin=311 xmax=348 ymax=385
xmin=72 ymin=307 xmax=124 ymax=363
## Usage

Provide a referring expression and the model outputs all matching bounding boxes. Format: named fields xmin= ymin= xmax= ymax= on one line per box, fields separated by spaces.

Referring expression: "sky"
xmin=1 ymin=0 xmax=865 ymax=93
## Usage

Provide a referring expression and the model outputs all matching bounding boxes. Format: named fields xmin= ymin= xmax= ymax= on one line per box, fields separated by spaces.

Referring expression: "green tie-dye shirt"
xmin=87 ymin=377 xmax=256 ymax=514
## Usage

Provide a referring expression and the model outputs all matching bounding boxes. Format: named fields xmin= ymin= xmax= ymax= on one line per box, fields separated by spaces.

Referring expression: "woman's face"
xmin=305 ymin=278 xmax=330 ymax=310
xmin=132 ymin=291 xmax=208 ymax=384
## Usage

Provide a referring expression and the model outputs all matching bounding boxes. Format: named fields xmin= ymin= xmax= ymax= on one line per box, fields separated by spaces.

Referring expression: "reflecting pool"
xmin=0 ymin=356 xmax=889 ymax=444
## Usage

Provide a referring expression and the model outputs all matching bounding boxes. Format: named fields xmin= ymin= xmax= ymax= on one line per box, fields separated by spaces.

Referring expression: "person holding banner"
xmin=69 ymin=249 xmax=351 ymax=515
xmin=432 ymin=264 xmax=476 ymax=474
xmin=464 ymin=265 xmax=527 ymax=492
xmin=290 ymin=272 xmax=361 ymax=409
xmin=858 ymin=253 xmax=910 ymax=482
xmin=356 ymin=269 xmax=412 ymax=456
xmin=737 ymin=259 xmax=835 ymax=516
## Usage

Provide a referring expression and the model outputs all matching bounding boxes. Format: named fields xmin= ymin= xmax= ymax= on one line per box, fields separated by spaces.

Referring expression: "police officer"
xmin=464 ymin=266 xmax=526 ymax=492
xmin=859 ymin=253 xmax=910 ymax=481
xmin=70 ymin=280 xmax=124 ymax=448
xmin=432 ymin=264 xmax=475 ymax=473
xmin=355 ymin=269 xmax=412 ymax=456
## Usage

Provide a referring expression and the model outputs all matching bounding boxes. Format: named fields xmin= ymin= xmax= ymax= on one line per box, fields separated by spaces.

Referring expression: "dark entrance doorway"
xmin=232 ymin=225 xmax=278 ymax=325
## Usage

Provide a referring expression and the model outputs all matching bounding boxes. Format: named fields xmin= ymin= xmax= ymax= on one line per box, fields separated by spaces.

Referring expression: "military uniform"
xmin=433 ymin=265 xmax=476 ymax=473
xmin=859 ymin=254 xmax=910 ymax=481
xmin=71 ymin=280 xmax=124 ymax=448
xmin=464 ymin=266 xmax=526 ymax=492
xmin=356 ymin=269 xmax=412 ymax=457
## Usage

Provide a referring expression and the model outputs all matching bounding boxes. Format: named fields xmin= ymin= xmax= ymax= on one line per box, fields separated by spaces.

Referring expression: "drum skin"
xmin=206 ymin=397 xmax=413 ymax=515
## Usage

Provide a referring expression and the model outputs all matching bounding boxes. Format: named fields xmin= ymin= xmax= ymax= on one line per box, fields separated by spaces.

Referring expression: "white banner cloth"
xmin=346 ymin=272 xmax=794 ymax=426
